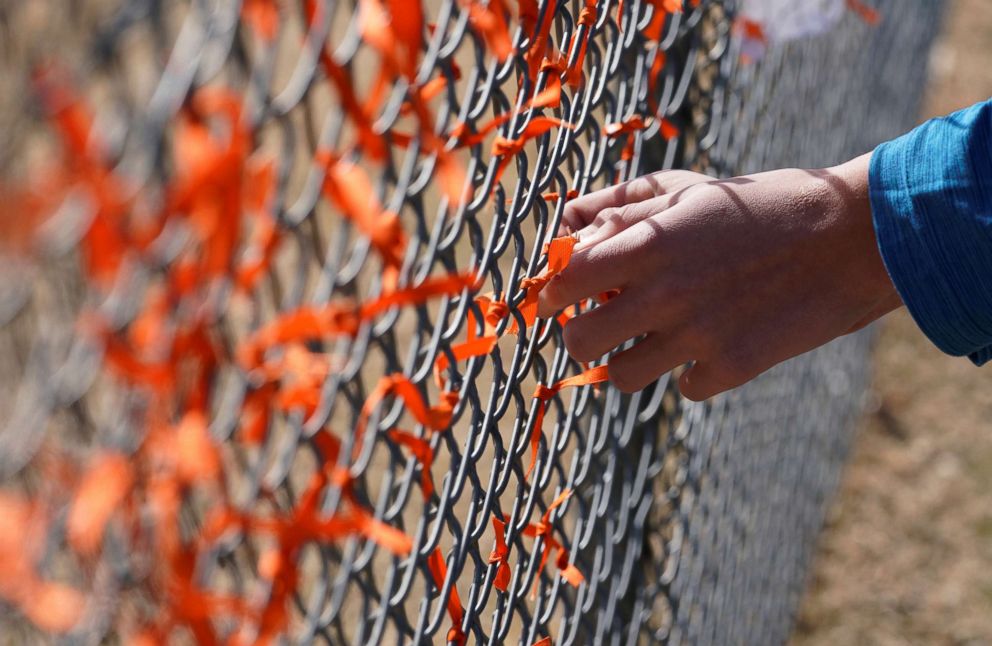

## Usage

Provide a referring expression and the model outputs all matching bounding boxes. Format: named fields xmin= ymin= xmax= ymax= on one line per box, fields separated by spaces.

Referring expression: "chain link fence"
xmin=0 ymin=0 xmax=943 ymax=643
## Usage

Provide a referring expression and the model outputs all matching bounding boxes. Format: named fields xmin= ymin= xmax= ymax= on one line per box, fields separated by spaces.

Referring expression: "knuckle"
xmin=592 ymin=206 xmax=621 ymax=229
xmin=615 ymin=202 xmax=642 ymax=225
xmin=626 ymin=174 xmax=654 ymax=192
xmin=652 ymin=169 xmax=705 ymax=191
xmin=562 ymin=202 xmax=582 ymax=229
xmin=654 ymin=170 xmax=689 ymax=184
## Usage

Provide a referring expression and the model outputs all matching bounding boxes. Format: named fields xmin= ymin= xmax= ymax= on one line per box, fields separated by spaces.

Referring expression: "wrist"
xmin=826 ymin=152 xmax=901 ymax=306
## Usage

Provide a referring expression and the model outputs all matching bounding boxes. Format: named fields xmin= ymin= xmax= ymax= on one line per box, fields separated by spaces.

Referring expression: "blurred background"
xmin=793 ymin=1 xmax=992 ymax=642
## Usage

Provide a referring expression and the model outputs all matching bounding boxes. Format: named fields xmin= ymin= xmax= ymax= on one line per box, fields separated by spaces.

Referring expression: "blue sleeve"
xmin=868 ymin=98 xmax=992 ymax=365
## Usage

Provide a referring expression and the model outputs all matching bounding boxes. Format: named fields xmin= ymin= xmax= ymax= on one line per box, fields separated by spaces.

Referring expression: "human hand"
xmin=536 ymin=153 xmax=901 ymax=400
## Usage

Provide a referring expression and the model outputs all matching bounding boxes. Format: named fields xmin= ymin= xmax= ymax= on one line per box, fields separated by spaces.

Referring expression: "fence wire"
xmin=0 ymin=0 xmax=942 ymax=644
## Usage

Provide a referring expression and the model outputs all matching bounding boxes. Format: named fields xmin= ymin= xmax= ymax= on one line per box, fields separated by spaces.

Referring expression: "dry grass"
xmin=792 ymin=1 xmax=992 ymax=643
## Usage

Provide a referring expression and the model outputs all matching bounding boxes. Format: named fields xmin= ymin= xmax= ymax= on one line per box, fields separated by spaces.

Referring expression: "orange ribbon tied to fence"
xmin=467 ymin=0 xmax=514 ymax=61
xmin=492 ymin=117 xmax=574 ymax=184
xmin=241 ymin=0 xmax=280 ymax=40
xmin=565 ymin=0 xmax=598 ymax=86
xmin=433 ymin=294 xmax=504 ymax=388
xmin=489 ymin=515 xmax=513 ymax=591
xmin=605 ymin=115 xmax=678 ymax=161
xmin=32 ymin=69 xmax=133 ymax=287
xmin=542 ymin=188 xmax=579 ymax=202
xmin=0 ymin=493 xmax=86 ymax=634
xmin=643 ymin=0 xmax=686 ymax=41
xmin=318 ymin=153 xmax=408 ymax=288
xmin=362 ymin=373 xmax=459 ymax=435
xmin=528 ymin=366 xmax=610 ymax=479
xmin=521 ymin=489 xmax=585 ymax=597
xmin=846 ymin=0 xmax=882 ymax=25
xmin=452 ymin=69 xmax=566 ymax=151
xmin=67 ymin=452 xmax=134 ymax=556
xmin=514 ymin=235 xmax=577 ymax=331
xmin=433 ymin=235 xmax=579 ymax=390
xmin=647 ymin=48 xmax=668 ymax=114
xmin=417 ymin=234 xmax=609 ymax=483
xmin=388 ymin=429 xmax=436 ymax=499
xmin=241 ymin=469 xmax=415 ymax=557
xmin=238 ymin=272 xmax=475 ymax=370
xmin=428 ymin=547 xmax=467 ymax=645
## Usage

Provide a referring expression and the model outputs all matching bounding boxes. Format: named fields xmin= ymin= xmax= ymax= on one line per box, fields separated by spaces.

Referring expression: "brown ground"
xmin=791 ymin=1 xmax=992 ymax=644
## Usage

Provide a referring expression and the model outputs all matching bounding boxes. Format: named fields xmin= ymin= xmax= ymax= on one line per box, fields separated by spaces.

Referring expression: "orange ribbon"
xmin=524 ymin=0 xmax=556 ymax=82
xmin=488 ymin=515 xmax=513 ymax=591
xmin=361 ymin=374 xmax=459 ymax=434
xmin=467 ymin=0 xmax=514 ymax=61
xmin=605 ymin=115 xmax=678 ymax=160
xmin=520 ymin=489 xmax=585 ymax=597
xmin=514 ymin=235 xmax=577 ymax=333
xmin=846 ymin=0 xmax=881 ymax=25
xmin=564 ymin=0 xmax=597 ymax=86
xmin=432 ymin=236 xmax=577 ymax=390
xmin=451 ymin=64 xmax=566 ymax=151
xmin=241 ymin=0 xmax=279 ymax=40
xmin=428 ymin=547 xmax=466 ymax=645
xmin=528 ymin=366 xmax=609 ymax=479
xmin=388 ymin=429 xmax=436 ymax=500
xmin=318 ymin=153 xmax=408 ymax=289
xmin=67 ymin=453 xmax=134 ymax=555
xmin=434 ymin=294 xmax=505 ymax=388
xmin=542 ymin=188 xmax=579 ymax=202
xmin=647 ymin=49 xmax=668 ymax=114
xmin=238 ymin=273 xmax=474 ymax=369
xmin=492 ymin=117 xmax=573 ymax=184
xmin=10 ymin=0 xmax=678 ymax=638
xmin=236 ymin=157 xmax=280 ymax=291
xmin=32 ymin=70 xmax=132 ymax=285
xmin=0 ymin=494 xmax=86 ymax=633
xmin=643 ymin=0 xmax=684 ymax=41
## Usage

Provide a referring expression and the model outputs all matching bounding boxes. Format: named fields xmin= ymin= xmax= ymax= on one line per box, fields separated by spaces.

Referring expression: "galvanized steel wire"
xmin=0 ymin=0 xmax=943 ymax=643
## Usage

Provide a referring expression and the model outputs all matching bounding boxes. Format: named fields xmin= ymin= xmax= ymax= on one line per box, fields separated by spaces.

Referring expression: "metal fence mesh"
xmin=0 ymin=0 xmax=943 ymax=644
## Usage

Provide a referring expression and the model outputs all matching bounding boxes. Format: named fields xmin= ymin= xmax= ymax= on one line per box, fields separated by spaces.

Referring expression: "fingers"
xmin=561 ymin=170 xmax=710 ymax=234
xmin=607 ymin=333 xmax=691 ymax=393
xmin=561 ymin=291 xmax=654 ymax=363
xmin=561 ymin=175 xmax=663 ymax=233
xmin=573 ymin=193 xmax=672 ymax=252
xmin=537 ymin=221 xmax=653 ymax=318
xmin=678 ymin=360 xmax=749 ymax=402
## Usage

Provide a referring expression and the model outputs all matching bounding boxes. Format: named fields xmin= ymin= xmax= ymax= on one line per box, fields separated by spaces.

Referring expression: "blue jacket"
xmin=869 ymin=97 xmax=992 ymax=364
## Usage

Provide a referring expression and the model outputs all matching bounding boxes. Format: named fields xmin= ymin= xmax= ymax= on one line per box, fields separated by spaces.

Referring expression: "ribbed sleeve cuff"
xmin=868 ymin=100 xmax=992 ymax=365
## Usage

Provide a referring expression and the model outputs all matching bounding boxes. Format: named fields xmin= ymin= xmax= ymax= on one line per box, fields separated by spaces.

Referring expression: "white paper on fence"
xmin=738 ymin=0 xmax=846 ymax=42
